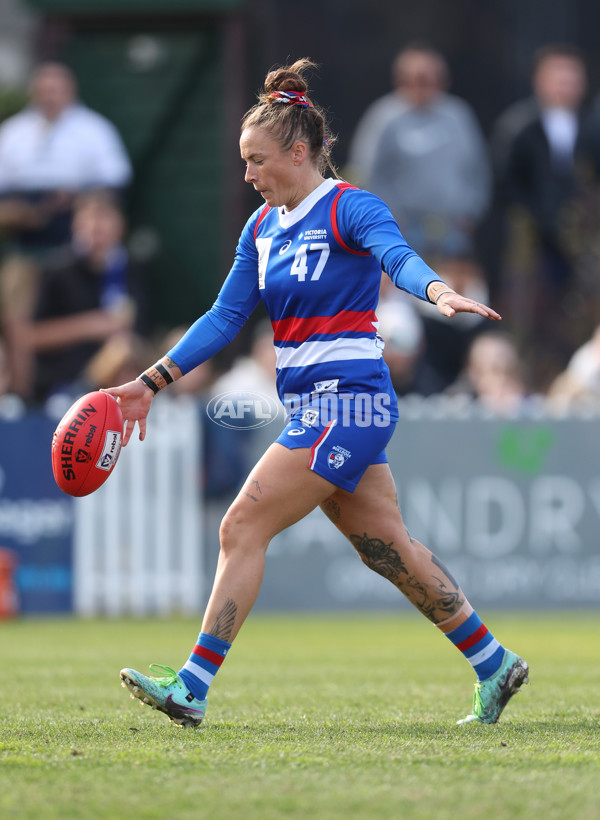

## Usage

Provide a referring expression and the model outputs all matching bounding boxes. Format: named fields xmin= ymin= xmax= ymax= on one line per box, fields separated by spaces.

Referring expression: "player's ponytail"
xmin=242 ymin=58 xmax=338 ymax=177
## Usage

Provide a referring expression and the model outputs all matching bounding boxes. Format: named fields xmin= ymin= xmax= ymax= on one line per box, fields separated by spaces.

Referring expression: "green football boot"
xmin=120 ymin=664 xmax=207 ymax=728
xmin=457 ymin=649 xmax=529 ymax=725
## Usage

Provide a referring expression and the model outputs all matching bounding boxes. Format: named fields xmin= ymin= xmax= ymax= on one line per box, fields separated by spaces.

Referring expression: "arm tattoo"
xmin=349 ymin=533 xmax=408 ymax=583
xmin=322 ymin=499 xmax=341 ymax=524
xmin=250 ymin=479 xmax=262 ymax=495
xmin=244 ymin=492 xmax=259 ymax=502
xmin=207 ymin=598 xmax=238 ymax=641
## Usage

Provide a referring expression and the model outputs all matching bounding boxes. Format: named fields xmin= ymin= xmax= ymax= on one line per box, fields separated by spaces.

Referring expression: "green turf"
xmin=0 ymin=612 xmax=598 ymax=820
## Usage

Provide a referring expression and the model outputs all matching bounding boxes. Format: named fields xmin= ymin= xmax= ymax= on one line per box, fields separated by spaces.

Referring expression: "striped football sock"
xmin=178 ymin=632 xmax=231 ymax=701
xmin=444 ymin=611 xmax=505 ymax=681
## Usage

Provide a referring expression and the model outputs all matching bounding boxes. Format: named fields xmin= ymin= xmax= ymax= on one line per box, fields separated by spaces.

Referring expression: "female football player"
xmin=107 ymin=59 xmax=528 ymax=729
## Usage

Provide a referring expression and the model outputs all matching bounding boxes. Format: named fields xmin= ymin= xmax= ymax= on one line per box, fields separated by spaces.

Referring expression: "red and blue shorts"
xmin=274 ymin=393 xmax=396 ymax=492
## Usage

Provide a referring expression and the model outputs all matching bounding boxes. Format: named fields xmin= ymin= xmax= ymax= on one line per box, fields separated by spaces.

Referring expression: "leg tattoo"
xmin=403 ymin=575 xmax=464 ymax=622
xmin=349 ymin=532 xmax=408 ymax=583
xmin=322 ymin=499 xmax=341 ymax=524
xmin=244 ymin=479 xmax=262 ymax=503
xmin=349 ymin=532 xmax=464 ymax=624
xmin=207 ymin=598 xmax=238 ymax=642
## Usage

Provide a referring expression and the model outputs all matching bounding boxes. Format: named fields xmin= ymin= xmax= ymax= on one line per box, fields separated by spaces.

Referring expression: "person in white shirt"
xmin=0 ymin=61 xmax=132 ymax=255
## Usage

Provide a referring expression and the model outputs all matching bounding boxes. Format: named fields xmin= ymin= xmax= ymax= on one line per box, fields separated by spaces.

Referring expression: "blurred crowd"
xmin=4 ymin=45 xmax=600 ymax=435
xmin=348 ymin=41 xmax=600 ymax=411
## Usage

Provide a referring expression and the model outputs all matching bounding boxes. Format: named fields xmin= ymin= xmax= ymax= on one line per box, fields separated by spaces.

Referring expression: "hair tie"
xmin=270 ymin=90 xmax=312 ymax=108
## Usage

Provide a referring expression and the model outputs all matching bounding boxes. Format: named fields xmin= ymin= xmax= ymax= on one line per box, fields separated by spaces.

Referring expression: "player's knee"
xmin=218 ymin=501 xmax=266 ymax=556
xmin=219 ymin=506 xmax=244 ymax=556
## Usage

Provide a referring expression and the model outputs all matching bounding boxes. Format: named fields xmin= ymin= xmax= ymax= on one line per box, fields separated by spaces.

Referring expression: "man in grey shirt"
xmin=348 ymin=44 xmax=491 ymax=259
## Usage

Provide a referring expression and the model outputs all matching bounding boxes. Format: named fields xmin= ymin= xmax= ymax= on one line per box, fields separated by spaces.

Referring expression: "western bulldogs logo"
xmin=327 ymin=445 xmax=351 ymax=470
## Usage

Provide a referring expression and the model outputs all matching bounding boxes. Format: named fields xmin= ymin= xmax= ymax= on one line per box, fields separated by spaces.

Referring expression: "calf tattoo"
xmin=349 ymin=531 xmax=464 ymax=623
xmin=403 ymin=574 xmax=463 ymax=622
xmin=208 ymin=598 xmax=238 ymax=641
xmin=349 ymin=533 xmax=408 ymax=583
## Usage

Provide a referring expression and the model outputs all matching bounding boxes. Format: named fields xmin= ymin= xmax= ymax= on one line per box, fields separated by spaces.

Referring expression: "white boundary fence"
xmin=73 ymin=396 xmax=205 ymax=616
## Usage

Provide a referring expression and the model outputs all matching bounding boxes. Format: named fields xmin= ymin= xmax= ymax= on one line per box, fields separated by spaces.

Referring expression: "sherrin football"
xmin=51 ymin=390 xmax=123 ymax=497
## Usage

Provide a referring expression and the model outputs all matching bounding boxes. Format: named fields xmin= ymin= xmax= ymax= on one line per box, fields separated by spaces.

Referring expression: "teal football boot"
xmin=120 ymin=664 xmax=207 ymax=728
xmin=457 ymin=650 xmax=529 ymax=724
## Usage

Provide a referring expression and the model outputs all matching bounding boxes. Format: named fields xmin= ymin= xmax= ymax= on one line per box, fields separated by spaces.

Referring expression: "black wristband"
xmin=155 ymin=363 xmax=174 ymax=384
xmin=138 ymin=373 xmax=160 ymax=395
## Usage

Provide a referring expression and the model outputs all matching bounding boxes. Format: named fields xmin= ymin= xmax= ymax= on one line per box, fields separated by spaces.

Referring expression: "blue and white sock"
xmin=445 ymin=611 xmax=505 ymax=681
xmin=178 ymin=632 xmax=231 ymax=701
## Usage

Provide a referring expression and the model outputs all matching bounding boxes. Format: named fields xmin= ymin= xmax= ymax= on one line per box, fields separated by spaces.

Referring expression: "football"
xmin=51 ymin=390 xmax=123 ymax=497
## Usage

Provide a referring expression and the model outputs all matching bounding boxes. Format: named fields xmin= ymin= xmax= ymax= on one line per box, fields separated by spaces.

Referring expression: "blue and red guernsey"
xmin=168 ymin=179 xmax=442 ymax=414
xmin=255 ymin=180 xmax=395 ymax=405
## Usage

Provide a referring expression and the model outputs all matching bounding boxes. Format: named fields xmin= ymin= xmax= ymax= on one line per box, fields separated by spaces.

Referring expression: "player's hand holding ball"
xmin=102 ymin=379 xmax=154 ymax=446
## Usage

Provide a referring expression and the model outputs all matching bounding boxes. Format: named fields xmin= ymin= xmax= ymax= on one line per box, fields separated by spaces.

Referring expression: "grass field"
xmin=1 ymin=612 xmax=599 ymax=820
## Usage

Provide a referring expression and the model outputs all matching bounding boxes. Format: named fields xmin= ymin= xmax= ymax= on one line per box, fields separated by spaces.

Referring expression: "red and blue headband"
xmin=269 ymin=90 xmax=313 ymax=108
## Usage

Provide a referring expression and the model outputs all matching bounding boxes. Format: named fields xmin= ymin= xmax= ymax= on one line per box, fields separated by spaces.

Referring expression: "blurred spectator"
xmin=547 ymin=325 xmax=600 ymax=407
xmin=0 ymin=335 xmax=25 ymax=417
xmin=348 ymin=43 xmax=491 ymax=259
xmin=0 ymin=61 xmax=131 ymax=258
xmin=446 ymin=330 xmax=529 ymax=415
xmin=84 ymin=332 xmax=152 ymax=392
xmin=376 ymin=291 xmax=444 ymax=396
xmin=0 ymin=253 xmax=38 ymax=396
xmin=493 ymin=44 xmax=587 ymax=179
xmin=26 ymin=190 xmax=149 ymax=403
xmin=412 ymin=254 xmax=491 ymax=390
xmin=493 ymin=44 xmax=594 ymax=390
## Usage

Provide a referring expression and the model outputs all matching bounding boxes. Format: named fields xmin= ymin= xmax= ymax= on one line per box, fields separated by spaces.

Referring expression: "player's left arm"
xmin=336 ymin=189 xmax=501 ymax=320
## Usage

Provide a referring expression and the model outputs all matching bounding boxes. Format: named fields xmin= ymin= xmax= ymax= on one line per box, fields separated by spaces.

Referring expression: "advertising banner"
xmin=0 ymin=411 xmax=74 ymax=613
xmin=205 ymin=407 xmax=600 ymax=611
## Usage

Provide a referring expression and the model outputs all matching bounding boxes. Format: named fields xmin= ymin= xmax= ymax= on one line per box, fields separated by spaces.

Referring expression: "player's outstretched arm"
xmin=103 ymin=356 xmax=183 ymax=445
